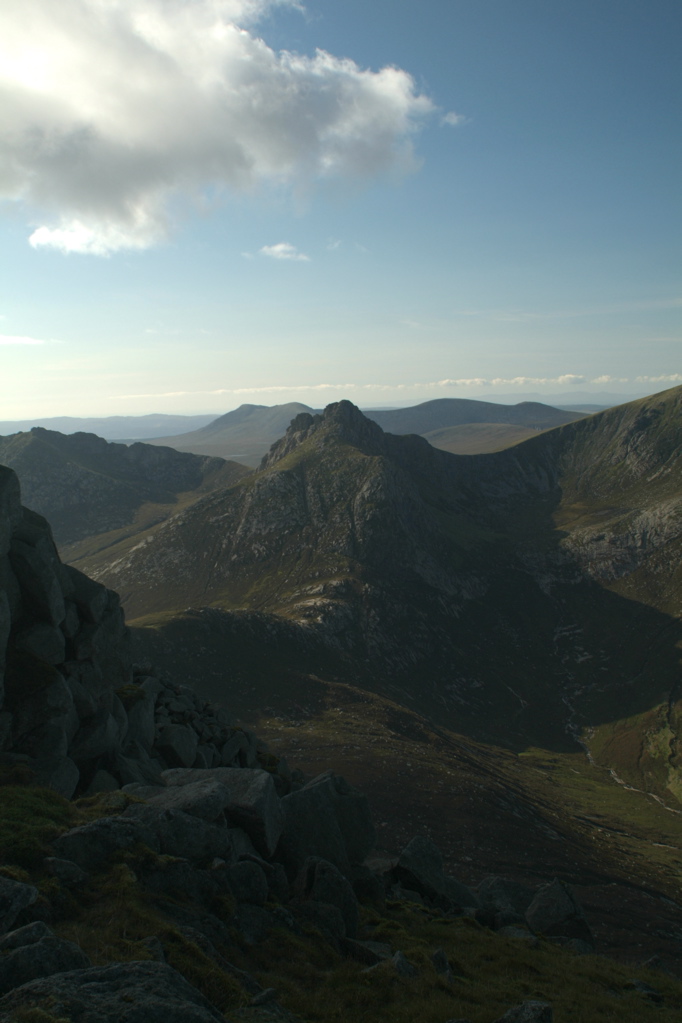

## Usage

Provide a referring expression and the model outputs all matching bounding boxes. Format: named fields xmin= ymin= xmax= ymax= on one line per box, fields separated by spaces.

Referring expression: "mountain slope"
xmin=364 ymin=397 xmax=584 ymax=434
xmin=0 ymin=427 xmax=250 ymax=547
xmin=73 ymin=391 xmax=682 ymax=801
xmin=421 ymin=422 xmax=542 ymax=454
xmin=146 ymin=401 xmax=317 ymax=465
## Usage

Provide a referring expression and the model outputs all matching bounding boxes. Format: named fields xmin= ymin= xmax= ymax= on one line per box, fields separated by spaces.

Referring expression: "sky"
xmin=1 ymin=0 xmax=680 ymax=419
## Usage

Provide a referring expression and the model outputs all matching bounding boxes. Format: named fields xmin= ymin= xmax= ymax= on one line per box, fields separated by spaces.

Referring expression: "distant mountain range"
xmin=144 ymin=397 xmax=585 ymax=465
xmin=0 ymin=413 xmax=219 ymax=441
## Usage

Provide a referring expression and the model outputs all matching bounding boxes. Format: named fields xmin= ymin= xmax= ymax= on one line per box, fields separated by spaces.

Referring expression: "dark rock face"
xmin=276 ymin=770 xmax=375 ymax=880
xmin=524 ymin=879 xmax=594 ymax=946
xmin=0 ymin=877 xmax=38 ymax=936
xmin=0 ymin=464 xmax=280 ymax=798
xmin=390 ymin=835 xmax=479 ymax=912
xmin=0 ymin=960 xmax=228 ymax=1022
xmin=294 ymin=856 xmax=360 ymax=938
xmin=0 ymin=922 xmax=91 ymax=996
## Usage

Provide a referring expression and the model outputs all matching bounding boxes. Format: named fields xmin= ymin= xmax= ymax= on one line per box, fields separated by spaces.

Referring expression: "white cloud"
xmin=1 ymin=0 xmax=434 ymax=255
xmin=114 ymin=374 xmax=626 ymax=399
xmin=636 ymin=374 xmax=682 ymax=383
xmin=441 ymin=111 xmax=467 ymax=127
xmin=259 ymin=241 xmax=309 ymax=261
xmin=0 ymin=334 xmax=48 ymax=345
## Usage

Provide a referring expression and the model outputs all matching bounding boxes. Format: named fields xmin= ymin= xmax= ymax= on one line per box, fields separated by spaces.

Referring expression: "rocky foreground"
xmin=0 ymin=463 xmax=680 ymax=1021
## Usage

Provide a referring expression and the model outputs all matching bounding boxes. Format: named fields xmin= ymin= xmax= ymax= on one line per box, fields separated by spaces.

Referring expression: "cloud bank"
xmin=114 ymin=373 xmax=674 ymax=400
xmin=0 ymin=0 xmax=433 ymax=254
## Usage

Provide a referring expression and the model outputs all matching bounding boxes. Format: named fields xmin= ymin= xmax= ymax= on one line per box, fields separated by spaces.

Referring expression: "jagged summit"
xmin=260 ymin=400 xmax=388 ymax=469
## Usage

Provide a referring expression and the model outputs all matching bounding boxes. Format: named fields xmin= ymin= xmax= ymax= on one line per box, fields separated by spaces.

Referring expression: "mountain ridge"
xmin=64 ymin=390 xmax=682 ymax=812
xmin=0 ymin=428 xmax=250 ymax=547
xmin=144 ymin=397 xmax=585 ymax=466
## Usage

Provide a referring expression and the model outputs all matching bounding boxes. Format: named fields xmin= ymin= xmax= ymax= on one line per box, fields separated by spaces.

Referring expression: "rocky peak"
xmin=260 ymin=401 xmax=387 ymax=470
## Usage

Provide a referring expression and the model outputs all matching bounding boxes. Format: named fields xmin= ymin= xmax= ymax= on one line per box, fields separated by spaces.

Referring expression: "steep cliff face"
xmin=0 ymin=465 xmax=266 ymax=799
xmin=0 ymin=463 xmax=130 ymax=795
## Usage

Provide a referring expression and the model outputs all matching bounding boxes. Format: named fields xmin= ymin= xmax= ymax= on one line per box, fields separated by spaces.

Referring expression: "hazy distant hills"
xmin=146 ymin=397 xmax=585 ymax=465
xmin=0 ymin=427 xmax=249 ymax=546
xmin=0 ymin=413 xmax=219 ymax=441
xmin=66 ymin=386 xmax=682 ymax=812
xmin=145 ymin=401 xmax=315 ymax=465
xmin=365 ymin=397 xmax=583 ymax=433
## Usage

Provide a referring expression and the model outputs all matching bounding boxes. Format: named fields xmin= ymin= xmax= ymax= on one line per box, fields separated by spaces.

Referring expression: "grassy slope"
xmin=423 ymin=422 xmax=542 ymax=454
xmin=1 ymin=771 xmax=682 ymax=1023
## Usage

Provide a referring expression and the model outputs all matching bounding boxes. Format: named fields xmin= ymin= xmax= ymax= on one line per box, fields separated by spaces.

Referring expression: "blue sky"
xmin=1 ymin=0 xmax=680 ymax=418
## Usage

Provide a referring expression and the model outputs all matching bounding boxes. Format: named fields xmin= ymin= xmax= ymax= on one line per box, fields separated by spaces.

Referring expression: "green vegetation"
xmin=233 ymin=902 xmax=682 ymax=1023
xmin=0 ymin=782 xmax=74 ymax=869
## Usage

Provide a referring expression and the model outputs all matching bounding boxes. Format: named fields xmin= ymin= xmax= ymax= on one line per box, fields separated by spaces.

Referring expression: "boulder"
xmin=65 ymin=671 xmax=98 ymax=718
xmin=0 ymin=920 xmax=52 ymax=950
xmin=276 ymin=770 xmax=375 ymax=880
xmin=302 ymin=771 xmax=375 ymax=865
xmin=0 ymin=877 xmax=38 ymax=936
xmin=431 ymin=947 xmax=454 ymax=983
xmin=126 ymin=687 xmax=157 ymax=749
xmin=14 ymin=623 xmax=65 ymax=665
xmin=68 ymin=708 xmax=121 ymax=762
xmin=0 ymin=924 xmax=91 ymax=995
xmin=146 ymin=778 xmax=235 ymax=822
xmin=53 ymin=815 xmax=161 ymax=871
xmin=390 ymin=950 xmax=418 ymax=977
xmin=226 ymin=861 xmax=269 ymax=907
xmin=27 ymin=755 xmax=80 ymax=798
xmin=123 ymin=805 xmax=232 ymax=864
xmin=524 ymin=879 xmax=593 ymax=945
xmin=0 ymin=960 xmax=228 ymax=1022
xmin=84 ymin=769 xmax=121 ymax=795
xmin=394 ymin=836 xmax=479 ymax=911
xmin=43 ymin=857 xmax=88 ymax=887
xmin=277 ymin=778 xmax=350 ymax=879
xmin=363 ymin=950 xmax=418 ymax=978
xmin=110 ymin=748 xmax=164 ymax=788
xmin=294 ymin=857 xmax=359 ymax=938
xmin=161 ymin=768 xmax=284 ymax=858
xmin=157 ymin=724 xmax=199 ymax=768
xmin=478 ymin=876 xmax=536 ymax=917
xmin=220 ymin=731 xmax=248 ymax=766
